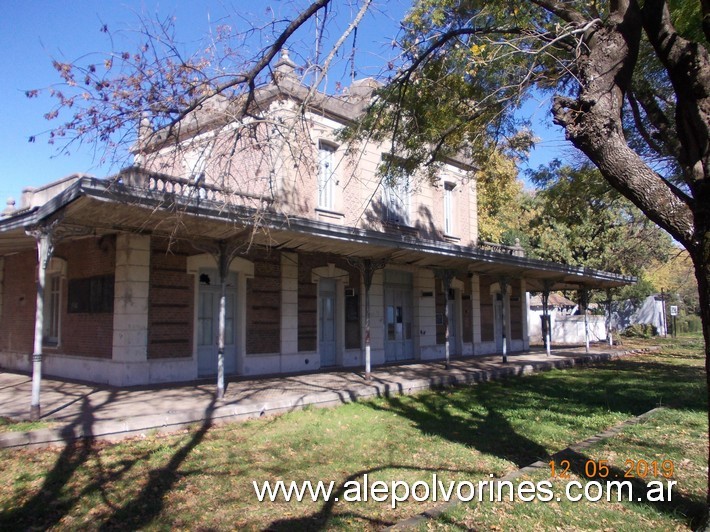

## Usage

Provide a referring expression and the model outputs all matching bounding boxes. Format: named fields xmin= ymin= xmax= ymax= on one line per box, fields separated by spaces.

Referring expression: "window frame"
xmin=42 ymin=258 xmax=67 ymax=348
xmin=317 ymin=141 xmax=338 ymax=210
xmin=380 ymin=154 xmax=413 ymax=226
xmin=443 ymin=181 xmax=456 ymax=235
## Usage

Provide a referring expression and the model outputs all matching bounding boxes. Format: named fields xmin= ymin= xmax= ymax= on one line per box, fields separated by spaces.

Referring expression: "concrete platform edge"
xmin=0 ymin=348 xmax=651 ymax=450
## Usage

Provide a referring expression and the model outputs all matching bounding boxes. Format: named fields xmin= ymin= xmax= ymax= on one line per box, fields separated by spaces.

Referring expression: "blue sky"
xmin=0 ymin=1 xmax=568 ymax=206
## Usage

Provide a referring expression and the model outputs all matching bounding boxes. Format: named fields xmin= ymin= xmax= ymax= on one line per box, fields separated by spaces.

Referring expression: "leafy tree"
xmin=475 ymin=148 xmax=530 ymax=244
xmin=646 ymin=248 xmax=701 ymax=314
xmin=526 ymin=162 xmax=673 ymax=275
xmin=356 ymin=1 xmax=710 ymax=505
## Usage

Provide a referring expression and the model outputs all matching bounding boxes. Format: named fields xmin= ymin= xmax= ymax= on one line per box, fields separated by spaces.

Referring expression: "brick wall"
xmin=344 ymin=264 xmax=361 ymax=350
xmin=245 ymin=250 xmax=281 ymax=354
xmin=60 ymin=236 xmax=115 ymax=359
xmin=148 ymin=238 xmax=194 ymax=359
xmin=462 ymin=277 xmax=473 ymax=343
xmin=435 ymin=279 xmax=446 ymax=345
xmin=0 ymin=236 xmax=117 ymax=359
xmin=0 ymin=251 xmax=36 ymax=354
xmin=510 ymin=281 xmax=523 ymax=340
xmin=298 ymin=254 xmax=319 ymax=352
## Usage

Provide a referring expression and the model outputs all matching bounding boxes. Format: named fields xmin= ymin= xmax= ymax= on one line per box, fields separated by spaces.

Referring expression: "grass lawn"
xmin=0 ymin=335 xmax=705 ymax=530
xmin=0 ymin=417 xmax=54 ymax=433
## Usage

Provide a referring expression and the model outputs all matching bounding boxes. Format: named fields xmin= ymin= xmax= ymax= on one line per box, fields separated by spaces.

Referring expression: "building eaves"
xmin=0 ymin=176 xmax=633 ymax=291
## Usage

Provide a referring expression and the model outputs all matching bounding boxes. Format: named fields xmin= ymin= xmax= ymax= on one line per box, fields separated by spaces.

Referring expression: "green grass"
xmin=0 ymin=416 xmax=54 ymax=432
xmin=0 ymin=335 xmax=705 ymax=530
xmin=429 ymin=407 xmax=707 ymax=531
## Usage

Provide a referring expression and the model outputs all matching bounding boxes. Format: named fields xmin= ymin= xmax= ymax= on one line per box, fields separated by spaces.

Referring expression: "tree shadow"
xmin=556 ymin=447 xmax=706 ymax=528
xmin=361 ymin=196 xmax=445 ymax=243
xmin=98 ymin=396 xmax=217 ymax=530
xmin=349 ymin=354 xmax=706 ymax=527
xmin=0 ymin=391 xmax=219 ymax=531
xmin=264 ymin=464 xmax=477 ymax=531
xmin=514 ymin=357 xmax=706 ymax=414
xmin=0 ymin=391 xmax=117 ymax=529
xmin=368 ymin=388 xmax=550 ymax=468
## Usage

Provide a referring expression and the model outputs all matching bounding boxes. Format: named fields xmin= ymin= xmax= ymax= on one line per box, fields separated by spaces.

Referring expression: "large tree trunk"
xmin=552 ymin=3 xmax=694 ymax=245
xmin=696 ymin=224 xmax=710 ymax=508
xmin=551 ymin=0 xmax=710 ymax=511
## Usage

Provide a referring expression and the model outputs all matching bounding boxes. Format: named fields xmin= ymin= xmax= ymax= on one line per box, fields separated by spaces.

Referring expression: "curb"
xmin=0 ymin=348 xmax=654 ymax=449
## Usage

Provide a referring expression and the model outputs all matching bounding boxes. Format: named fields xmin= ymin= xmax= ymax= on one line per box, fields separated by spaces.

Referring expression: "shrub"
xmin=623 ymin=323 xmax=658 ymax=338
xmin=676 ymin=315 xmax=702 ymax=334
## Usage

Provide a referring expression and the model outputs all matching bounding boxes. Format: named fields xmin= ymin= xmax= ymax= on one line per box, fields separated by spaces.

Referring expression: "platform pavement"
xmin=0 ymin=345 xmax=646 ymax=448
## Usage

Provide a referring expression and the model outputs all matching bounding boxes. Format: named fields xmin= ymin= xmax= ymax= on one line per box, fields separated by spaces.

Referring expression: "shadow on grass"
xmin=348 ymin=355 xmax=706 ymax=529
xmin=264 ymin=464 xmax=476 ymax=531
xmin=98 ymin=397 xmax=217 ymax=530
xmin=558 ymin=447 xmax=706 ymax=528
xmin=0 ymin=393 xmax=218 ymax=531
xmin=265 ymin=354 xmax=707 ymax=531
xmin=522 ymin=357 xmax=706 ymax=414
xmin=1 ymin=350 xmax=705 ymax=530
xmin=0 ymin=391 xmax=117 ymax=530
xmin=372 ymin=390 xmax=550 ymax=468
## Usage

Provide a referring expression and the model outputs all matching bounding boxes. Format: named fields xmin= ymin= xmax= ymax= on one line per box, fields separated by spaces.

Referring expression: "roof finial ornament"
xmin=1 ymin=198 xmax=16 ymax=218
xmin=274 ymin=48 xmax=297 ymax=79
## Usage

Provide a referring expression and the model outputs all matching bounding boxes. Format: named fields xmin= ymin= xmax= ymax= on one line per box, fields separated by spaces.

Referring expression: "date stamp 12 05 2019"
xmin=549 ymin=459 xmax=675 ymax=480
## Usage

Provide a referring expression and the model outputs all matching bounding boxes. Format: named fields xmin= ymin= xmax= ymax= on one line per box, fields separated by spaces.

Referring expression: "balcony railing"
xmin=114 ymin=166 xmax=273 ymax=209
xmin=479 ymin=239 xmax=525 ymax=257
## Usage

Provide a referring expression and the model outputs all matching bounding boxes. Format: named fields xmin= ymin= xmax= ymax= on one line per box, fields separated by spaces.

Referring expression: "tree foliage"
xmin=526 ymin=162 xmax=674 ymax=274
xmin=474 ymin=149 xmax=529 ymax=244
xmin=646 ymin=248 xmax=701 ymax=314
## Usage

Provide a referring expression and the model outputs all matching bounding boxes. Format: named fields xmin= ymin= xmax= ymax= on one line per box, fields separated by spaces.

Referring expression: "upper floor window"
xmin=444 ymin=182 xmax=455 ymax=235
xmin=318 ymin=142 xmax=337 ymax=210
xmin=381 ymin=155 xmax=412 ymax=226
xmin=184 ymin=143 xmax=213 ymax=180
xmin=383 ymin=177 xmax=411 ymax=225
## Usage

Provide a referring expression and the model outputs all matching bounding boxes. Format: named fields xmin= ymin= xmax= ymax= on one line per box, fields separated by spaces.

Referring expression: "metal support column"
xmin=541 ymin=281 xmax=552 ymax=357
xmin=435 ymin=269 xmax=456 ymax=369
xmin=580 ymin=288 xmax=590 ymax=353
xmin=216 ymin=241 xmax=230 ymax=399
xmin=27 ymin=227 xmax=54 ymax=420
xmin=500 ymin=277 xmax=509 ymax=364
xmin=349 ymin=258 xmax=387 ymax=381
xmin=194 ymin=236 xmax=247 ymax=399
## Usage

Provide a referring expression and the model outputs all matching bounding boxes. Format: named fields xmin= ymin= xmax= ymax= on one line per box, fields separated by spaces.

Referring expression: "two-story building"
xmin=0 ymin=52 xmax=631 ymax=389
